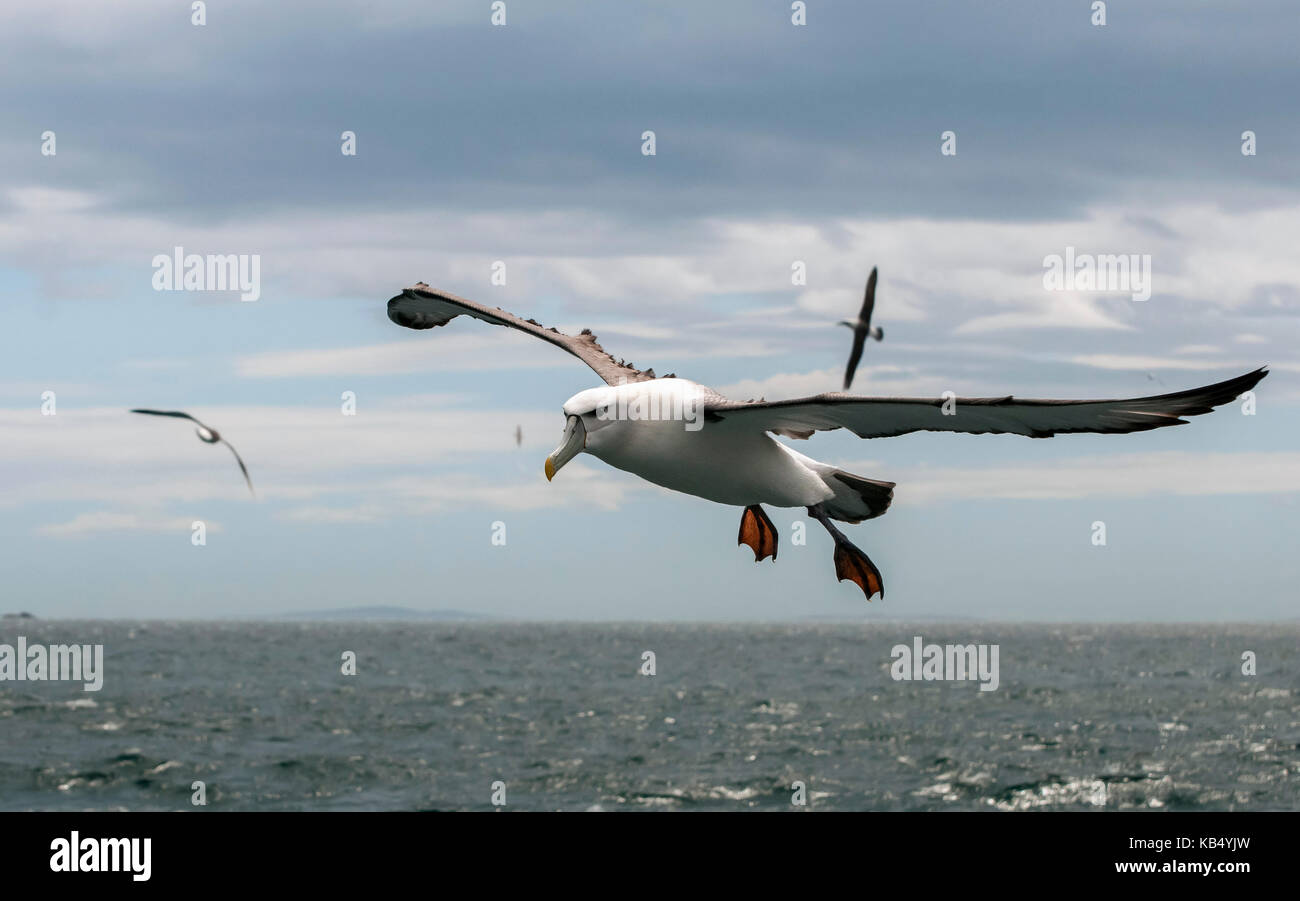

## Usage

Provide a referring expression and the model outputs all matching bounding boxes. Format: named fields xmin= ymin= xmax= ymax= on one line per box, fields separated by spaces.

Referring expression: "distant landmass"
xmin=798 ymin=613 xmax=985 ymax=623
xmin=265 ymin=606 xmax=494 ymax=622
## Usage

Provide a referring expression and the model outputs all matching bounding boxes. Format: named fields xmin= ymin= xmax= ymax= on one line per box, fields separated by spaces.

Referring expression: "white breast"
xmin=578 ymin=380 xmax=833 ymax=508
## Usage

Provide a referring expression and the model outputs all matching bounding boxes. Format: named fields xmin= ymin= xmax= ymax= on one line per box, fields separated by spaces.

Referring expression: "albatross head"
xmin=544 ymin=414 xmax=586 ymax=481
xmin=545 ymin=386 xmax=620 ymax=481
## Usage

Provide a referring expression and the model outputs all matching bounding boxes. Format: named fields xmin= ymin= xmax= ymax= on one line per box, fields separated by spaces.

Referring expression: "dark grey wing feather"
xmin=843 ymin=331 xmax=867 ymax=391
xmin=857 ymin=267 xmax=878 ymax=327
xmin=129 ymin=408 xmax=218 ymax=434
xmin=387 ymin=284 xmax=665 ymax=387
xmin=707 ymin=368 xmax=1267 ymax=440
xmin=841 ymin=268 xmax=877 ymax=389
xmin=220 ymin=440 xmax=255 ymax=497
xmin=130 ymin=409 xmax=210 ymax=429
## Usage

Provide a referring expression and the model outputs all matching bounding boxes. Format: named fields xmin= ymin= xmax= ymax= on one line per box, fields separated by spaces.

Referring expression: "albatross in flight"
xmin=838 ymin=266 xmax=884 ymax=390
xmin=387 ymin=283 xmax=1266 ymax=601
xmin=129 ymin=409 xmax=255 ymax=497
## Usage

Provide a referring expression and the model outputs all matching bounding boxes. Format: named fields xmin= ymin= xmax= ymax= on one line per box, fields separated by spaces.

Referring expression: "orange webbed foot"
xmin=832 ymin=542 xmax=884 ymax=601
xmin=737 ymin=505 xmax=778 ymax=562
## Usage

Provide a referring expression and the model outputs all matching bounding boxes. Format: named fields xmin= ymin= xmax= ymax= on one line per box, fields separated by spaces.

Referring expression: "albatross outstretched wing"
xmin=220 ymin=440 xmax=255 ymax=497
xmin=387 ymin=284 xmax=665 ymax=386
xmin=130 ymin=409 xmax=210 ymax=429
xmin=706 ymin=368 xmax=1267 ymax=439
xmin=842 ymin=268 xmax=877 ymax=390
xmin=843 ymin=330 xmax=868 ymax=392
xmin=856 ymin=266 xmax=878 ymax=328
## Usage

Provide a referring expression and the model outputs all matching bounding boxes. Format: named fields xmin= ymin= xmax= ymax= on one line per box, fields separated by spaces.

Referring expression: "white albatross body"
xmin=565 ymin=379 xmax=845 ymax=510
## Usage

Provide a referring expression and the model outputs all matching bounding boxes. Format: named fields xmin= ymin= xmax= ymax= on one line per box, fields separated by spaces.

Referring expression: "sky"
xmin=1 ymin=0 xmax=1298 ymax=621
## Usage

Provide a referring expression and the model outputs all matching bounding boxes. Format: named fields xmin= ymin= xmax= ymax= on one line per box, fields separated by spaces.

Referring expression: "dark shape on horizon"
xmin=129 ymin=409 xmax=255 ymax=496
xmin=268 ymin=606 xmax=494 ymax=622
xmin=387 ymin=282 xmax=1267 ymax=603
xmin=838 ymin=266 xmax=884 ymax=390
xmin=515 ymin=424 xmax=523 ymax=447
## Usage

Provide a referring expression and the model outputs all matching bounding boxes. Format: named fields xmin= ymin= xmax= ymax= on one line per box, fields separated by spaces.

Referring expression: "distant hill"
xmin=267 ymin=606 xmax=494 ymax=622
xmin=799 ymin=613 xmax=984 ymax=623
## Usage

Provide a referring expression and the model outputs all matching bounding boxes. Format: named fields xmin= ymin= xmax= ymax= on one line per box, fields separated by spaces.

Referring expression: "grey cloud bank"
xmin=2 ymin=1 xmax=1297 ymax=226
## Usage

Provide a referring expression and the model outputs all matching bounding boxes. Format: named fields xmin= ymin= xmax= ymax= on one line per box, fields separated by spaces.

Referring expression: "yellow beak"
xmin=545 ymin=415 xmax=586 ymax=483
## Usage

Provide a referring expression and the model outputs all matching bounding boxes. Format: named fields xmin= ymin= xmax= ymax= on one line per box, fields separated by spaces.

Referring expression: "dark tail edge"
xmin=828 ymin=471 xmax=895 ymax=523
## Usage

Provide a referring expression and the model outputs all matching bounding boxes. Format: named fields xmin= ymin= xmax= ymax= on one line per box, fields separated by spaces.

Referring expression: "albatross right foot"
xmin=737 ymin=504 xmax=778 ymax=562
xmin=832 ymin=541 xmax=884 ymax=601
xmin=807 ymin=503 xmax=884 ymax=601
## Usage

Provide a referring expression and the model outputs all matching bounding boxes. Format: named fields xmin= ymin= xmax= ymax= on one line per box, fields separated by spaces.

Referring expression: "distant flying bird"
xmin=129 ymin=409 xmax=255 ymax=496
xmin=515 ymin=425 xmax=523 ymax=447
xmin=838 ymin=266 xmax=884 ymax=390
xmin=387 ymin=282 xmax=1267 ymax=602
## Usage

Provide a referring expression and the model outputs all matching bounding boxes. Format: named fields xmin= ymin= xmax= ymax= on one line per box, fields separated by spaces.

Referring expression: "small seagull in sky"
xmin=838 ymin=266 xmax=884 ymax=390
xmin=129 ymin=409 xmax=255 ymax=497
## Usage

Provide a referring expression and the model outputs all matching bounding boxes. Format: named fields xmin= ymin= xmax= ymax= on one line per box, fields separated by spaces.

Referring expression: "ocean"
xmin=1 ymin=622 xmax=1296 ymax=811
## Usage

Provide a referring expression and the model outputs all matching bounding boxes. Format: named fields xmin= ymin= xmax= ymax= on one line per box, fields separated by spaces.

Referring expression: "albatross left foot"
xmin=808 ymin=504 xmax=884 ymax=601
xmin=737 ymin=504 xmax=778 ymax=562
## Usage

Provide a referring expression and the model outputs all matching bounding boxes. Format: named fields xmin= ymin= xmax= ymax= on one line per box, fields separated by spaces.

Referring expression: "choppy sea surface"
xmin=1 ymin=621 xmax=1296 ymax=811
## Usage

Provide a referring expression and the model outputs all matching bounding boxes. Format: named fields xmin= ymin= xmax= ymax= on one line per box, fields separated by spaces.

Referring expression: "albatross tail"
xmin=821 ymin=470 xmax=894 ymax=523
xmin=778 ymin=445 xmax=893 ymax=523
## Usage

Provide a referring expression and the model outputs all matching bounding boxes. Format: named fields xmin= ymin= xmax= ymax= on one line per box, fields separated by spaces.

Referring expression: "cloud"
xmin=1238 ymin=283 xmax=1300 ymax=317
xmin=1067 ymin=354 xmax=1252 ymax=372
xmin=1174 ymin=344 xmax=1222 ymax=355
xmin=0 ymin=404 xmax=563 ymax=477
xmin=6 ymin=0 xmax=1299 ymax=234
xmin=953 ymin=299 xmax=1135 ymax=335
xmin=235 ymin=335 xmax=567 ymax=378
xmin=872 ymin=451 xmax=1300 ymax=504
xmin=36 ymin=511 xmax=218 ymax=537
xmin=8 ymin=187 xmax=98 ymax=213
xmin=716 ymin=365 xmax=954 ymax=401
xmin=0 ymin=403 xmax=638 ymax=526
xmin=6 ymin=186 xmax=1300 ymax=333
xmin=372 ymin=463 xmax=634 ymax=514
